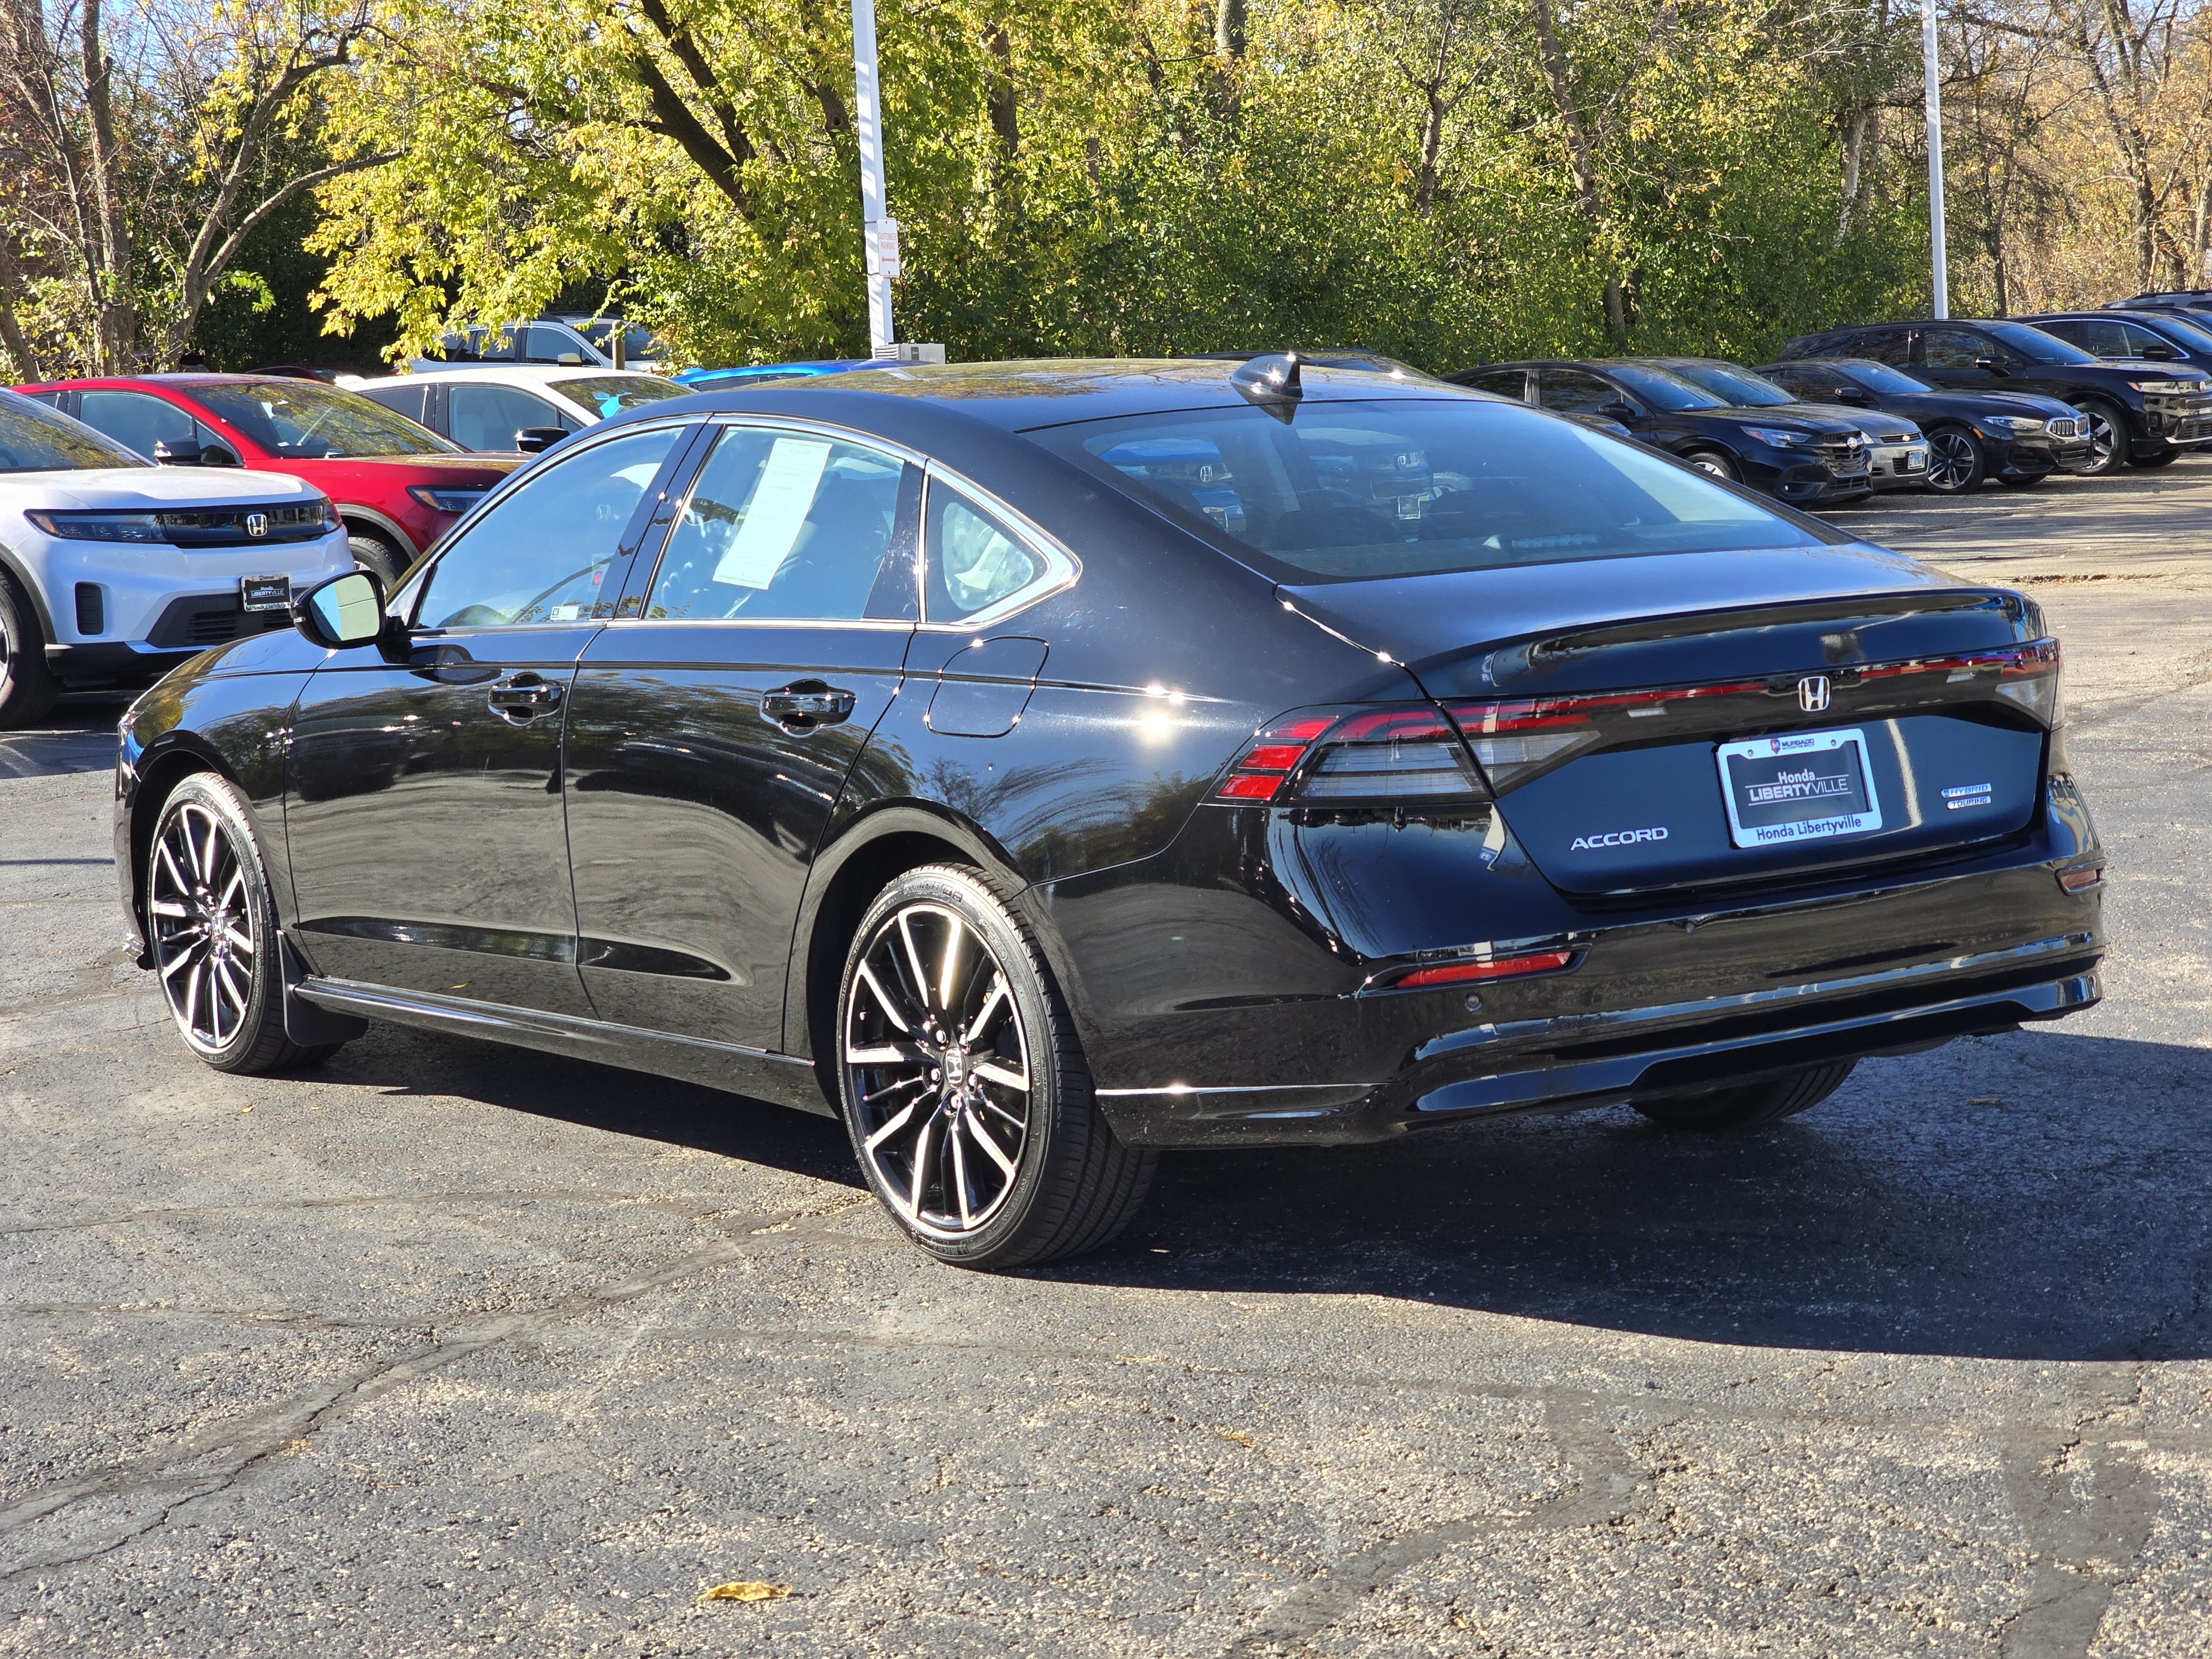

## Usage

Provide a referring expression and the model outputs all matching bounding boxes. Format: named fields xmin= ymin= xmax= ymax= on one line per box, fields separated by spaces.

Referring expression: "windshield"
xmin=2147 ymin=313 xmax=2212 ymax=354
xmin=191 ymin=379 xmax=456 ymax=457
xmin=0 ymin=391 xmax=144 ymax=471
xmin=1662 ymin=361 xmax=1795 ymax=407
xmin=1985 ymin=322 xmax=2096 ymax=365
xmin=1837 ymin=359 xmax=1933 ymax=394
xmin=1035 ymin=399 xmax=1822 ymax=582
xmin=1603 ymin=363 xmax=1726 ymax=411
xmin=549 ymin=375 xmax=690 ymax=419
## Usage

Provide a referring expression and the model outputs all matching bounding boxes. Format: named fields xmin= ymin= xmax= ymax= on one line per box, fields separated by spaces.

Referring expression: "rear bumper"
xmin=1099 ymin=935 xmax=2101 ymax=1147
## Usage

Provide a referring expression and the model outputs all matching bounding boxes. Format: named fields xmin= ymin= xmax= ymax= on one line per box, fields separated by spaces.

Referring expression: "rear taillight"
xmin=1861 ymin=639 xmax=2062 ymax=727
xmin=1212 ymin=705 xmax=1489 ymax=809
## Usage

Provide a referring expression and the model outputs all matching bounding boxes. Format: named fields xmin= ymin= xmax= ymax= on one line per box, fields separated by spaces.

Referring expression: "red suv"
xmin=14 ymin=375 xmax=523 ymax=583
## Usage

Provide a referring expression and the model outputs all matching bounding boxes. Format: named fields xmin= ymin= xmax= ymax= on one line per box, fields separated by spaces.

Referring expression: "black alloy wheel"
xmin=1683 ymin=449 xmax=1740 ymax=482
xmin=148 ymin=773 xmax=340 ymax=1073
xmin=347 ymin=528 xmax=409 ymax=587
xmin=2063 ymin=400 xmax=2127 ymax=476
xmin=1923 ymin=427 xmax=1986 ymax=494
xmin=837 ymin=863 xmax=1156 ymax=1267
xmin=1631 ymin=1058 xmax=1856 ymax=1131
xmin=0 ymin=570 xmax=60 ymax=729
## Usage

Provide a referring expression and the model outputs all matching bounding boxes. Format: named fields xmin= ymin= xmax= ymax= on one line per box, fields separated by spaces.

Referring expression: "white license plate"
xmin=239 ymin=575 xmax=291 ymax=612
xmin=1716 ymin=728 xmax=1884 ymax=849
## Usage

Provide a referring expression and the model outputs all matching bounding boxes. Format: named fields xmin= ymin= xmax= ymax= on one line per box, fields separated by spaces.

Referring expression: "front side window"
xmin=1665 ymin=361 xmax=1794 ymax=408
xmin=1538 ymin=369 xmax=1625 ymax=416
xmin=191 ymin=380 xmax=456 ymax=457
xmin=1984 ymin=321 xmax=2096 ymax=364
xmin=925 ymin=486 xmax=1047 ymax=620
xmin=0 ymin=391 xmax=143 ymax=471
xmin=645 ymin=426 xmax=906 ymax=622
xmin=1036 ymin=398 xmax=1825 ymax=583
xmin=1600 ymin=364 xmax=1724 ymax=410
xmin=76 ymin=389 xmax=207 ymax=459
xmin=413 ymin=424 xmax=682 ymax=629
xmin=1839 ymin=359 xmax=1932 ymax=394
xmin=448 ymin=383 xmax=573 ymax=451
xmin=1921 ymin=327 xmax=1995 ymax=369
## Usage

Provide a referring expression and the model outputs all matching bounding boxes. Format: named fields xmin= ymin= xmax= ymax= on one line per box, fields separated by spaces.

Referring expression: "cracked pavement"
xmin=2 ymin=465 xmax=2210 ymax=1656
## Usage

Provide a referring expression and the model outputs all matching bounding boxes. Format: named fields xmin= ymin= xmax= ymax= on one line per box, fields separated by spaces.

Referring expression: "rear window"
xmin=549 ymin=375 xmax=690 ymax=419
xmin=1033 ymin=399 xmax=1825 ymax=582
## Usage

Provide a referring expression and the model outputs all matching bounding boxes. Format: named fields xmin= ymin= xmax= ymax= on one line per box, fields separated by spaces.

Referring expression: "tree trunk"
xmin=1527 ymin=0 xmax=1626 ymax=343
xmin=1836 ymin=107 xmax=1878 ymax=243
xmin=1211 ymin=0 xmax=1245 ymax=119
xmin=77 ymin=0 xmax=137 ymax=372
xmin=0 ymin=239 xmax=40 ymax=380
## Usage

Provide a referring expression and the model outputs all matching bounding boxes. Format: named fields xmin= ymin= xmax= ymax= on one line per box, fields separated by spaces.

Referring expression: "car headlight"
xmin=2130 ymin=379 xmax=2210 ymax=393
xmin=407 ymin=486 xmax=489 ymax=514
xmin=22 ymin=510 xmax=169 ymax=542
xmin=1741 ymin=426 xmax=1812 ymax=448
xmin=1979 ymin=415 xmax=2043 ymax=432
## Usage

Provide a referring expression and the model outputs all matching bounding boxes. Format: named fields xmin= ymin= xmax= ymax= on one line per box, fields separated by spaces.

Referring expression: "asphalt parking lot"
xmin=3 ymin=462 xmax=2210 ymax=1658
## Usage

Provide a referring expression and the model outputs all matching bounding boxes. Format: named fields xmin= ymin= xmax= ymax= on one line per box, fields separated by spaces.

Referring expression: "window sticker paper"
xmin=713 ymin=437 xmax=833 ymax=588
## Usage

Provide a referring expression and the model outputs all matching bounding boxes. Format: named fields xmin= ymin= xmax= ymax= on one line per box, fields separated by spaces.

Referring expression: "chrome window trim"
xmin=394 ymin=415 xmax=701 ymax=622
xmin=915 ymin=462 xmax=1080 ymax=632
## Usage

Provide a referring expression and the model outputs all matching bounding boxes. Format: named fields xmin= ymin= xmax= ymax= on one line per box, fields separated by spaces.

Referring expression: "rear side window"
xmin=925 ymin=485 xmax=1047 ymax=620
xmin=1460 ymin=369 xmax=1530 ymax=400
xmin=1036 ymin=398 xmax=1824 ymax=583
xmin=357 ymin=382 xmax=428 ymax=425
xmin=1852 ymin=327 xmax=1914 ymax=367
xmin=645 ymin=426 xmax=906 ymax=622
xmin=0 ymin=392 xmax=143 ymax=471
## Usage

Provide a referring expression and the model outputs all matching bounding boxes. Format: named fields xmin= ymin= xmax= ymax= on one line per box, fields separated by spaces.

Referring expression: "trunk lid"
xmin=1281 ymin=553 xmax=2054 ymax=894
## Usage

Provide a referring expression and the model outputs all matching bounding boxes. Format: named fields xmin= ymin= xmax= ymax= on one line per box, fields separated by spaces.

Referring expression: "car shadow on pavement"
xmin=1047 ymin=1030 xmax=2212 ymax=1365
xmin=0 ymin=693 xmax=129 ymax=779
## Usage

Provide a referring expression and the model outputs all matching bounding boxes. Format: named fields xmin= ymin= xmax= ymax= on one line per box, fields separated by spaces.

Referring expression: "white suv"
xmin=0 ymin=389 xmax=351 ymax=726
xmin=344 ymin=366 xmax=690 ymax=453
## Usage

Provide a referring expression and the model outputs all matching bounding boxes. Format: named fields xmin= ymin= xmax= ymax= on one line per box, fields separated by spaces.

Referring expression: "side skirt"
xmin=294 ymin=975 xmax=834 ymax=1117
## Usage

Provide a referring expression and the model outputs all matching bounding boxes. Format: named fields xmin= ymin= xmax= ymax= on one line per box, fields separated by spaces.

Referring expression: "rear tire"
xmin=346 ymin=529 xmax=409 ymax=587
xmin=1632 ymin=1059 xmax=1856 ymax=1132
xmin=0 ymin=570 xmax=61 ymax=729
xmin=1683 ymin=448 xmax=1740 ymax=482
xmin=836 ymin=862 xmax=1156 ymax=1269
xmin=147 ymin=773 xmax=343 ymax=1074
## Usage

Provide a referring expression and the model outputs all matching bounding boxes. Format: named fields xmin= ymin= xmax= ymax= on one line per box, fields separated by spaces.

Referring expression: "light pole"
xmin=849 ymin=0 xmax=895 ymax=352
xmin=1922 ymin=0 xmax=1949 ymax=319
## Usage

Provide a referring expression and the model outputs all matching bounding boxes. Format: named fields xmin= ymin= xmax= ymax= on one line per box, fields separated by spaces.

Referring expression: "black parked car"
xmin=2024 ymin=310 xmax=2212 ymax=413
xmin=2105 ymin=289 xmax=2212 ymax=320
xmin=1776 ymin=319 xmax=2212 ymax=476
xmin=117 ymin=356 xmax=2105 ymax=1267
xmin=1642 ymin=358 xmax=1932 ymax=493
xmin=1451 ymin=359 xmax=1875 ymax=505
xmin=1757 ymin=358 xmax=2092 ymax=493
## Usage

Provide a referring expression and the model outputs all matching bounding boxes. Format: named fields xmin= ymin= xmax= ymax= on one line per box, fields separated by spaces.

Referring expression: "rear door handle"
xmin=487 ymin=672 xmax=563 ymax=721
xmin=761 ymin=681 xmax=857 ymax=730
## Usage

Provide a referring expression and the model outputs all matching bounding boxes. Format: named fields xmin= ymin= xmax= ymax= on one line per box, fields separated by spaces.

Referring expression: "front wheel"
xmin=0 ymin=570 xmax=60 ymax=729
xmin=836 ymin=863 xmax=1156 ymax=1268
xmin=2128 ymin=448 xmax=2182 ymax=469
xmin=2064 ymin=401 xmax=2128 ymax=476
xmin=347 ymin=529 xmax=409 ymax=587
xmin=1996 ymin=471 xmax=2049 ymax=488
xmin=1924 ymin=426 xmax=1986 ymax=494
xmin=148 ymin=773 xmax=340 ymax=1074
xmin=1632 ymin=1059 xmax=1856 ymax=1132
xmin=1683 ymin=448 xmax=1740 ymax=482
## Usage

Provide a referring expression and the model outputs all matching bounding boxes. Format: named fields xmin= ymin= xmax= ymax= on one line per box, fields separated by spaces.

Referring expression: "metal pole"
xmin=1922 ymin=0 xmax=1949 ymax=319
xmin=851 ymin=0 xmax=894 ymax=352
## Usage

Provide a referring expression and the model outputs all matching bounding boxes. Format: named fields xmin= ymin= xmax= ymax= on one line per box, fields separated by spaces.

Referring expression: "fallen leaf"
xmin=1218 ymin=1428 xmax=1256 ymax=1448
xmin=698 ymin=1582 xmax=790 ymax=1604
xmin=237 ymin=1105 xmax=253 ymax=1115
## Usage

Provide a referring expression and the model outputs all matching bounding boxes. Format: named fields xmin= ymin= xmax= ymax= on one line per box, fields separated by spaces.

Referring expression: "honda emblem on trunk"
xmin=1797 ymin=675 xmax=1832 ymax=713
xmin=245 ymin=513 xmax=268 ymax=538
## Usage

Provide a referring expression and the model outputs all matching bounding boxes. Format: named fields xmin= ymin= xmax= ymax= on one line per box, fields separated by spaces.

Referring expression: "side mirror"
xmin=1597 ymin=399 xmax=1639 ymax=422
xmin=1973 ymin=356 xmax=2009 ymax=375
xmin=556 ymin=352 xmax=584 ymax=367
xmin=2140 ymin=343 xmax=2178 ymax=361
xmin=1834 ymin=385 xmax=1871 ymax=404
xmin=513 ymin=426 xmax=567 ymax=453
xmin=201 ymin=444 xmax=238 ymax=467
xmin=152 ymin=439 xmax=202 ymax=466
xmin=294 ymin=570 xmax=387 ymax=650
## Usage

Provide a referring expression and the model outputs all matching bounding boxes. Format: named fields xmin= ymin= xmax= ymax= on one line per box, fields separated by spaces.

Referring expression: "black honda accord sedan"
xmin=115 ymin=356 xmax=2106 ymax=1267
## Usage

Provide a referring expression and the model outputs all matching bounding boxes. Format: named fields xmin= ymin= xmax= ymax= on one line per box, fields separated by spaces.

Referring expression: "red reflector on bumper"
xmin=1394 ymin=950 xmax=1574 ymax=989
xmin=1218 ymin=773 xmax=1284 ymax=801
xmin=2057 ymin=866 xmax=2104 ymax=893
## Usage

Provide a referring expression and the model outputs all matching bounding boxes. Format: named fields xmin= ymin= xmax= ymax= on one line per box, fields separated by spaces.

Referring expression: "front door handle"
xmin=761 ymin=681 xmax=857 ymax=731
xmin=487 ymin=672 xmax=563 ymax=722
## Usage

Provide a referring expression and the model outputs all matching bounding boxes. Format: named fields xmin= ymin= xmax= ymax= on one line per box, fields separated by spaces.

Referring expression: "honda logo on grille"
xmin=1797 ymin=675 xmax=1832 ymax=713
xmin=244 ymin=513 xmax=268 ymax=538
